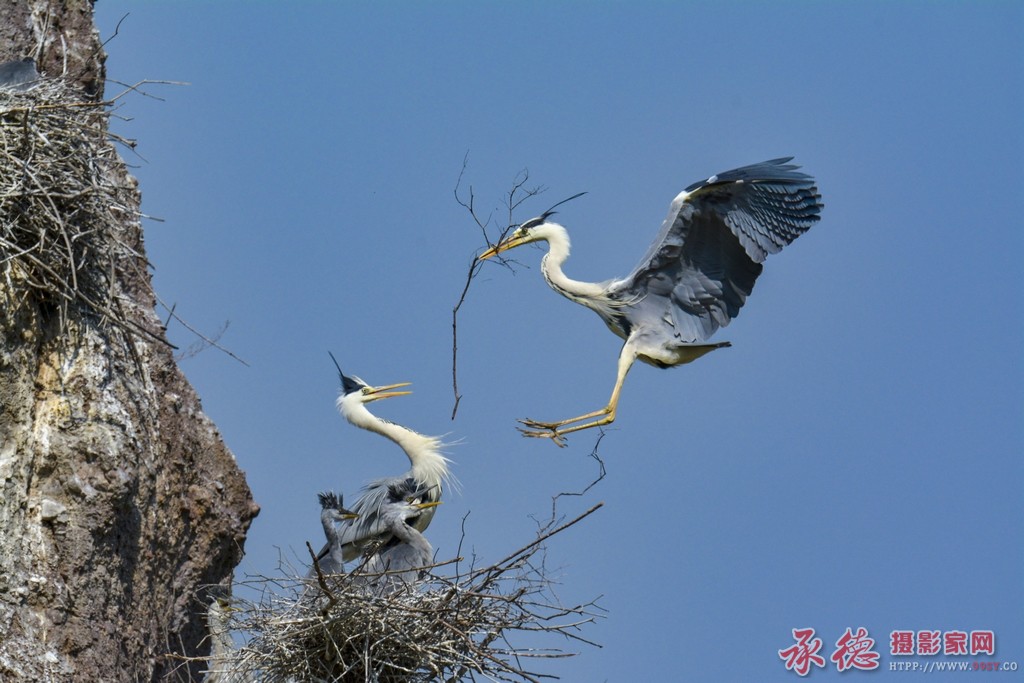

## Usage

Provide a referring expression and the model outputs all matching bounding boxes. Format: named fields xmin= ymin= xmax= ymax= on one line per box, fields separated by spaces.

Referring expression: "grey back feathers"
xmin=352 ymin=497 xmax=435 ymax=593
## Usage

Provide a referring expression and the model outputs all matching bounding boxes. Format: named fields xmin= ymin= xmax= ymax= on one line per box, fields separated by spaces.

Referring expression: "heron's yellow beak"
xmin=478 ymin=233 xmax=531 ymax=261
xmin=364 ymin=382 xmax=412 ymax=402
xmin=340 ymin=511 xmax=359 ymax=520
xmin=216 ymin=598 xmax=240 ymax=612
xmin=413 ymin=501 xmax=442 ymax=511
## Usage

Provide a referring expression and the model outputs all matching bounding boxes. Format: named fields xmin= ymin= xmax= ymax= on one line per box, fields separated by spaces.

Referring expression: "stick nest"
xmin=0 ymin=78 xmax=146 ymax=338
xmin=201 ymin=505 xmax=604 ymax=683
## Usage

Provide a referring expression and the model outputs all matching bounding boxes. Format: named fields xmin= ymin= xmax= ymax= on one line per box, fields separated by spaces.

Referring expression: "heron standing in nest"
xmin=313 ymin=354 xmax=453 ymax=567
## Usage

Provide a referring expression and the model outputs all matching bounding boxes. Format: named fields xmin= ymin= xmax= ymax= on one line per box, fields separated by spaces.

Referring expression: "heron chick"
xmin=313 ymin=491 xmax=359 ymax=576
xmin=355 ymin=494 xmax=442 ymax=592
xmin=479 ymin=157 xmax=823 ymax=446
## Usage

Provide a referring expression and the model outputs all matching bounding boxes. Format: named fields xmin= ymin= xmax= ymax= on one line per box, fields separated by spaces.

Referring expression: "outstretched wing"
xmin=612 ymin=157 xmax=822 ymax=342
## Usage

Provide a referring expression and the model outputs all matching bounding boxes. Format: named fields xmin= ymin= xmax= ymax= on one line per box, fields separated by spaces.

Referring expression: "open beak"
xmin=478 ymin=234 xmax=530 ymax=261
xmin=364 ymin=382 xmax=412 ymax=402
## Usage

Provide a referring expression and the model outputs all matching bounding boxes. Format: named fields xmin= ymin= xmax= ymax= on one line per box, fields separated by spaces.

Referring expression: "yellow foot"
xmin=518 ymin=417 xmax=564 ymax=430
xmin=516 ymin=421 xmax=568 ymax=447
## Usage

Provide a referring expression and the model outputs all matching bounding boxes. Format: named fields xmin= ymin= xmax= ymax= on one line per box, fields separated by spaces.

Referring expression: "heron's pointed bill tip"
xmin=365 ymin=382 xmax=412 ymax=402
xmin=414 ymin=501 xmax=442 ymax=510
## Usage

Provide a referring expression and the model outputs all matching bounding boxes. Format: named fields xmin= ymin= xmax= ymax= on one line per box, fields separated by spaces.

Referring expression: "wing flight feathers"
xmin=613 ymin=158 xmax=823 ymax=342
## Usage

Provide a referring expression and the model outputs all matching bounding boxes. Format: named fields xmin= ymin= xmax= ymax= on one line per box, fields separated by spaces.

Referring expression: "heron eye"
xmin=361 ymin=387 xmax=371 ymax=395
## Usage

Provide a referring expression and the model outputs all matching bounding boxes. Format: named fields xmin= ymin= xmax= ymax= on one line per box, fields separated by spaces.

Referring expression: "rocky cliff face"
xmin=0 ymin=3 xmax=259 ymax=681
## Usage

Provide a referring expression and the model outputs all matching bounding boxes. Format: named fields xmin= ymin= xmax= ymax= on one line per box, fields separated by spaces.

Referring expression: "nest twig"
xmin=450 ymin=160 xmax=545 ymax=420
xmin=0 ymin=76 xmax=161 ymax=344
xmin=192 ymin=503 xmax=604 ymax=682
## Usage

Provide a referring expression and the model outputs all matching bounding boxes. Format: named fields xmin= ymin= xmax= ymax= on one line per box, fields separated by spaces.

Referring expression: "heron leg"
xmin=518 ymin=344 xmax=636 ymax=445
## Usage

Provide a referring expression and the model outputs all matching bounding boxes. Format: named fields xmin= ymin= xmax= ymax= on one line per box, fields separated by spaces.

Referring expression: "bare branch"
xmin=449 ymin=254 xmax=483 ymax=420
xmin=450 ymin=159 xmax=546 ymax=419
xmin=156 ymin=295 xmax=249 ymax=365
xmin=550 ymin=432 xmax=608 ymax=520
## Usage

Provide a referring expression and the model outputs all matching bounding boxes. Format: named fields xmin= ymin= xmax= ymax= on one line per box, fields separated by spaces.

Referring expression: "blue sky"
xmin=93 ymin=3 xmax=1021 ymax=680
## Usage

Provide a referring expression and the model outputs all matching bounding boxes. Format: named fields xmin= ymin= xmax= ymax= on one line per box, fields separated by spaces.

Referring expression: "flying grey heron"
xmin=314 ymin=354 xmax=452 ymax=566
xmin=479 ymin=157 xmax=823 ymax=446
xmin=354 ymin=487 xmax=441 ymax=592
xmin=313 ymin=491 xmax=359 ymax=576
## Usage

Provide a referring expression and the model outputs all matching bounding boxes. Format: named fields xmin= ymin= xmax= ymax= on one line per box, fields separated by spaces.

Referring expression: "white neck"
xmin=535 ymin=223 xmax=610 ymax=306
xmin=339 ymin=399 xmax=451 ymax=491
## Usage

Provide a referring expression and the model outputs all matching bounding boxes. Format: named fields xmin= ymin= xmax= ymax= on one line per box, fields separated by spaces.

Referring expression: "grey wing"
xmin=315 ymin=477 xmax=413 ymax=563
xmin=356 ymin=545 xmax=418 ymax=593
xmin=372 ymin=543 xmax=427 ymax=578
xmin=612 ymin=157 xmax=822 ymax=342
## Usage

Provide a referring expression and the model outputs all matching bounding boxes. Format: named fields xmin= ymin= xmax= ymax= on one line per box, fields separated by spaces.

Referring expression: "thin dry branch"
xmin=157 ymin=295 xmax=249 ymax=366
xmin=548 ymin=434 xmax=608 ymax=519
xmin=450 ymin=159 xmax=545 ymax=419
